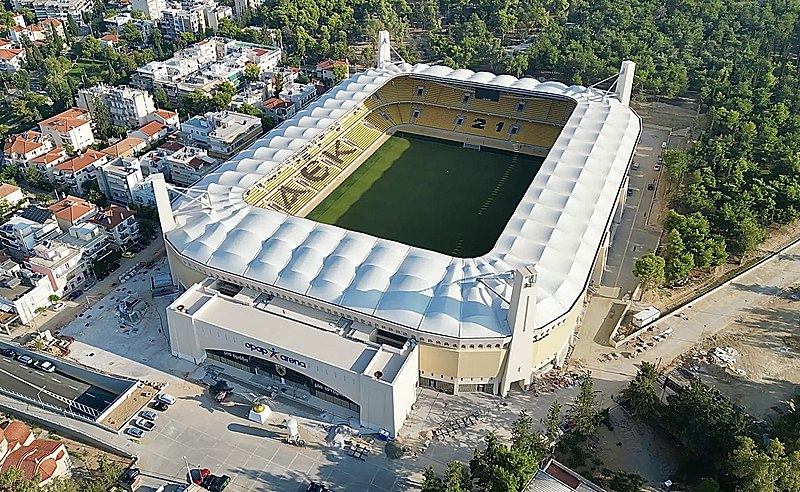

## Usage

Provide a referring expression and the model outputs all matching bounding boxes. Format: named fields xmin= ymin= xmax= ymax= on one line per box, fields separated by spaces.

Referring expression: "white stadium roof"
xmin=166 ymin=62 xmax=641 ymax=340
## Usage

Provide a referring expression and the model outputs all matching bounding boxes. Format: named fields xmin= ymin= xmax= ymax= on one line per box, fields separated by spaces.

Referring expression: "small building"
xmin=89 ymin=204 xmax=139 ymax=248
xmin=96 ymin=157 xmax=145 ymax=205
xmin=0 ymin=420 xmax=72 ymax=486
xmin=25 ymin=241 xmax=89 ymax=296
xmin=131 ymin=0 xmax=166 ymax=21
xmin=0 ymin=48 xmax=26 ymax=73
xmin=29 ymin=147 xmax=68 ymax=183
xmin=58 ymin=222 xmax=109 ymax=262
xmin=315 ymin=59 xmax=349 ymax=83
xmin=7 ymin=19 xmax=65 ymax=46
xmin=0 ymin=207 xmax=60 ymax=260
xmin=146 ymin=109 xmax=181 ymax=130
xmin=278 ymin=83 xmax=317 ymax=110
xmin=0 ymin=184 xmax=26 ymax=208
xmin=632 ymin=306 xmax=660 ymax=328
xmin=2 ymin=130 xmax=54 ymax=169
xmin=180 ymin=110 xmax=262 ymax=159
xmin=52 ymin=150 xmax=108 ymax=196
xmin=101 ymin=136 xmax=147 ymax=158
xmin=523 ymin=458 xmax=606 ymax=492
xmin=130 ymin=121 xmax=168 ymax=145
xmin=0 ymin=258 xmax=56 ymax=326
xmin=260 ymin=97 xmax=296 ymax=122
xmin=76 ymin=84 xmax=157 ymax=129
xmin=163 ymin=145 xmax=219 ymax=186
xmin=99 ymin=34 xmax=122 ymax=50
xmin=38 ymin=108 xmax=95 ymax=152
xmin=48 ymin=195 xmax=98 ymax=232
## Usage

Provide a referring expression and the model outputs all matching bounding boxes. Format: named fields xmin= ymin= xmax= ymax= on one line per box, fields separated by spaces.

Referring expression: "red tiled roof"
xmin=90 ymin=204 xmax=135 ymax=229
xmin=0 ymin=38 xmax=11 ymax=47
xmin=0 ymin=48 xmax=23 ymax=60
xmin=40 ymin=108 xmax=91 ymax=132
xmin=154 ymin=109 xmax=178 ymax=120
xmin=39 ymin=19 xmax=62 ymax=27
xmin=0 ymin=439 xmax=66 ymax=483
xmin=30 ymin=147 xmax=66 ymax=165
xmin=136 ymin=121 xmax=166 ymax=137
xmin=54 ymin=150 xmax=107 ymax=173
xmin=101 ymin=136 xmax=145 ymax=157
xmin=3 ymin=131 xmax=45 ymax=155
xmin=99 ymin=34 xmax=120 ymax=42
xmin=159 ymin=141 xmax=184 ymax=152
xmin=262 ymin=97 xmax=293 ymax=110
xmin=316 ymin=59 xmax=348 ymax=71
xmin=0 ymin=420 xmax=33 ymax=447
xmin=0 ymin=183 xmax=21 ymax=199
xmin=48 ymin=195 xmax=96 ymax=222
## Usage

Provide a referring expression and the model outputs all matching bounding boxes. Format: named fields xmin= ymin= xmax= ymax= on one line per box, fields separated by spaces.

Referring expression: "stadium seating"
xmin=365 ymin=111 xmax=393 ymax=132
xmin=345 ymin=122 xmax=383 ymax=149
xmin=456 ymin=112 xmax=514 ymax=139
xmin=512 ymin=121 xmax=563 ymax=148
xmin=414 ymin=105 xmax=460 ymax=132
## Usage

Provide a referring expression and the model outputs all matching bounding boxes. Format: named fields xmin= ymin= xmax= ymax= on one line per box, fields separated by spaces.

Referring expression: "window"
xmin=517 ymin=100 xmax=526 ymax=112
xmin=510 ymin=125 xmax=520 ymax=135
xmin=455 ymin=116 xmax=464 ymax=126
xmin=462 ymin=94 xmax=471 ymax=104
xmin=381 ymin=111 xmax=391 ymax=121
xmin=411 ymin=109 xmax=421 ymax=119
xmin=416 ymin=86 xmax=424 ymax=97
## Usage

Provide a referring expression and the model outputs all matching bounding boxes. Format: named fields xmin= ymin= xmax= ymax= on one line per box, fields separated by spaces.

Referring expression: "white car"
xmin=51 ymin=302 xmax=65 ymax=312
xmin=35 ymin=360 xmax=56 ymax=373
xmin=156 ymin=393 xmax=176 ymax=405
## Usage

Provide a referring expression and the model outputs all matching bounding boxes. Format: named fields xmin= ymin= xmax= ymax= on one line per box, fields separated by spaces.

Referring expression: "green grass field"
xmin=307 ymin=133 xmax=544 ymax=257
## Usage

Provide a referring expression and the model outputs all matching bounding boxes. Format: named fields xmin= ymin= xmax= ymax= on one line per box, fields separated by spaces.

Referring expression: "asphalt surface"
xmin=0 ymin=353 xmax=117 ymax=418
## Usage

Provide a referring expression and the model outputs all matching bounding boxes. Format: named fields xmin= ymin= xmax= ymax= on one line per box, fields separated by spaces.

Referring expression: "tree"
xmin=633 ymin=253 xmax=665 ymax=291
xmin=150 ymin=28 xmax=164 ymax=59
xmin=620 ymin=362 xmax=660 ymax=418
xmin=243 ymin=63 xmax=261 ymax=83
xmin=79 ymin=35 xmax=101 ymax=59
xmin=332 ymin=63 xmax=348 ymax=84
xmin=49 ymin=294 xmax=61 ymax=303
xmin=153 ymin=87 xmax=171 ymax=109
xmin=546 ymin=400 xmax=562 ymax=444
xmin=421 ymin=462 xmax=472 ymax=492
xmin=273 ymin=72 xmax=284 ymax=95
xmin=569 ymin=372 xmax=599 ymax=436
xmin=663 ymin=149 xmax=690 ymax=185
xmin=92 ymin=98 xmax=112 ymax=141
xmin=609 ymin=470 xmax=646 ymax=492
xmin=121 ymin=23 xmax=142 ymax=44
xmin=470 ymin=432 xmax=539 ymax=492
xmin=775 ymin=394 xmax=800 ymax=453
xmin=0 ymin=467 xmax=40 ymax=492
xmin=729 ymin=437 xmax=800 ymax=491
xmin=211 ymin=81 xmax=236 ymax=111
xmin=84 ymin=180 xmax=107 ymax=206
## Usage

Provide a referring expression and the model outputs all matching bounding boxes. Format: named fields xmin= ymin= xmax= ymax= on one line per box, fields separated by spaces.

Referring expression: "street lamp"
xmin=37 ymin=385 xmax=46 ymax=404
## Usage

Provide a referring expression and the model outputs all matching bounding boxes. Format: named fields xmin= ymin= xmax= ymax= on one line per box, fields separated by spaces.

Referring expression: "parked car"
xmin=201 ymin=474 xmax=231 ymax=492
xmin=647 ymin=183 xmax=655 ymax=191
xmin=66 ymin=290 xmax=83 ymax=302
xmin=0 ymin=348 xmax=17 ymax=358
xmin=97 ymin=271 xmax=110 ymax=281
xmin=654 ymin=163 xmax=661 ymax=172
xmin=151 ymin=400 xmax=169 ymax=411
xmin=156 ymin=393 xmax=176 ymax=405
xmin=626 ymin=188 xmax=633 ymax=197
xmin=631 ymin=162 xmax=640 ymax=170
xmin=133 ymin=418 xmax=155 ymax=431
xmin=662 ymin=141 xmax=668 ymax=149
xmin=84 ymin=281 xmax=96 ymax=290
xmin=307 ymin=481 xmax=332 ymax=492
xmin=122 ymin=251 xmax=136 ymax=259
xmin=125 ymin=427 xmax=144 ymax=438
xmin=51 ymin=302 xmax=65 ymax=312
xmin=139 ymin=410 xmax=158 ymax=421
xmin=119 ymin=467 xmax=140 ymax=486
xmin=109 ymin=263 xmax=121 ymax=272
xmin=16 ymin=354 xmax=34 ymax=365
xmin=35 ymin=360 xmax=56 ymax=373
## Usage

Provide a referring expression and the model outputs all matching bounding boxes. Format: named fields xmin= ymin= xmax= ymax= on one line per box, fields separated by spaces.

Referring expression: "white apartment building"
xmin=2 ymin=130 xmax=53 ymax=169
xmin=0 ymin=207 xmax=60 ymax=260
xmin=104 ymin=14 xmax=156 ymax=37
xmin=260 ymin=97 xmax=296 ymax=122
xmin=8 ymin=19 xmax=64 ymax=46
xmin=131 ymin=0 xmax=166 ymax=20
xmin=13 ymin=0 xmax=93 ymax=22
xmin=180 ymin=110 xmax=262 ymax=159
xmin=130 ymin=121 xmax=169 ymax=145
xmin=0 ymin=260 xmax=56 ymax=326
xmin=0 ymin=184 xmax=26 ymax=209
xmin=76 ymin=85 xmax=157 ymax=129
xmin=58 ymin=222 xmax=109 ymax=262
xmin=52 ymin=150 xmax=108 ymax=196
xmin=232 ymin=0 xmax=262 ymax=17
xmin=0 ymin=48 xmax=26 ymax=73
xmin=89 ymin=205 xmax=139 ymax=247
xmin=163 ymin=145 xmax=218 ymax=186
xmin=96 ymin=157 xmax=145 ymax=205
xmin=38 ymin=108 xmax=95 ymax=151
xmin=279 ymin=83 xmax=317 ymax=109
xmin=29 ymin=148 xmax=68 ymax=183
xmin=25 ymin=241 xmax=88 ymax=296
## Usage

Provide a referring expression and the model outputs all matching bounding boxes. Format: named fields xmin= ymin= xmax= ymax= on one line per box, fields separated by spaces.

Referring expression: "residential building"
xmin=232 ymin=0 xmax=262 ymax=17
xmin=138 ymin=145 xmax=176 ymax=177
xmin=12 ymin=0 xmax=94 ymax=23
xmin=29 ymin=147 xmax=68 ymax=183
xmin=130 ymin=121 xmax=168 ymax=145
xmin=0 ymin=206 xmax=60 ymax=259
xmin=8 ymin=18 xmax=64 ymax=46
xmin=523 ymin=459 xmax=606 ymax=491
xmin=278 ymin=83 xmax=317 ymax=109
xmin=48 ymin=196 xmax=97 ymax=232
xmin=131 ymin=0 xmax=166 ymax=20
xmin=101 ymin=136 xmax=147 ymax=158
xmin=104 ymin=14 xmax=156 ymax=37
xmin=75 ymin=85 xmax=157 ymax=129
xmin=0 ymin=184 xmax=26 ymax=209
xmin=0 ymin=420 xmax=72 ymax=486
xmin=0 ymin=48 xmax=26 ymax=73
xmin=58 ymin=222 xmax=109 ymax=262
xmin=0 ymin=260 xmax=56 ymax=325
xmin=132 ymin=38 xmax=281 ymax=104
xmin=24 ymin=240 xmax=88 ymax=295
xmin=163 ymin=145 xmax=218 ymax=186
xmin=158 ymin=6 xmax=204 ymax=40
xmin=180 ymin=110 xmax=262 ymax=159
xmin=260 ymin=97 xmax=296 ymax=122
xmin=146 ymin=109 xmax=181 ymax=130
xmin=315 ymin=59 xmax=349 ymax=83
xmin=98 ymin=34 xmax=122 ymax=50
xmin=130 ymin=174 xmax=159 ymax=206
xmin=38 ymin=108 xmax=95 ymax=151
xmin=2 ymin=130 xmax=54 ymax=169
xmin=52 ymin=150 xmax=108 ymax=195
xmin=89 ymin=205 xmax=138 ymax=247
xmin=96 ymin=157 xmax=144 ymax=204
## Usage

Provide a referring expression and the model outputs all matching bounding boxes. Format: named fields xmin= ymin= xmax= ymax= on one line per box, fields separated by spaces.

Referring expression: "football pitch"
xmin=307 ymin=133 xmax=544 ymax=257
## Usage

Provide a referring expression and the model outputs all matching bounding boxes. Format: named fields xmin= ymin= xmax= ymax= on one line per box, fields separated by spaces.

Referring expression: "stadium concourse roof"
xmin=165 ymin=62 xmax=641 ymax=340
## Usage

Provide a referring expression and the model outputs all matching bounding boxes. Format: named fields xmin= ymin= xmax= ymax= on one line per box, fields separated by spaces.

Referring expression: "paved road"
xmin=0 ymin=354 xmax=116 ymax=417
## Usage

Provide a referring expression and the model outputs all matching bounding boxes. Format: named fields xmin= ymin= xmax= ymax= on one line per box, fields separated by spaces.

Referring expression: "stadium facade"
xmin=157 ymin=33 xmax=641 ymax=435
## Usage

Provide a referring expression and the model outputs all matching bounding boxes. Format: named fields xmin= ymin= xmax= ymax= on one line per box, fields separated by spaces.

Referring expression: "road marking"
xmin=86 ymin=394 xmax=96 ymax=398
xmin=50 ymin=377 xmax=61 ymax=383
xmin=68 ymin=385 xmax=80 ymax=391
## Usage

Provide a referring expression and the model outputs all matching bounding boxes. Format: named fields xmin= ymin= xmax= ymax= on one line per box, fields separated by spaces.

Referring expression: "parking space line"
xmin=51 ymin=377 xmax=62 ymax=383
xmin=69 ymin=385 xmax=80 ymax=391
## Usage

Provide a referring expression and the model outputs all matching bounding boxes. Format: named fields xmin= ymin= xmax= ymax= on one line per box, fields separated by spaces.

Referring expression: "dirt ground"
xmin=674 ymin=286 xmax=800 ymax=420
xmin=100 ymin=383 xmax=162 ymax=431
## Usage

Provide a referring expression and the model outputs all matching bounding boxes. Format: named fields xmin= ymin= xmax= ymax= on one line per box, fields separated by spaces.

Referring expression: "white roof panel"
xmin=166 ymin=63 xmax=640 ymax=339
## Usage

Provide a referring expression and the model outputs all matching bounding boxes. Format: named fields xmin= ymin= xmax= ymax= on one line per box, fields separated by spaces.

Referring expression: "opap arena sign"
xmin=244 ymin=342 xmax=307 ymax=368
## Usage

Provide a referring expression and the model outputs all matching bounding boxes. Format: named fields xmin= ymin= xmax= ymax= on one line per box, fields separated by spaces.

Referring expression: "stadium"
xmin=158 ymin=34 xmax=641 ymax=435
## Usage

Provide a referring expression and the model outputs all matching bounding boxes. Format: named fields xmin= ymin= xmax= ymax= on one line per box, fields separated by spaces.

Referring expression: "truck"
xmin=632 ymin=306 xmax=660 ymax=328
